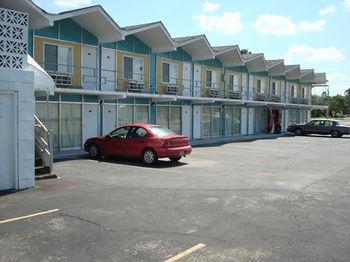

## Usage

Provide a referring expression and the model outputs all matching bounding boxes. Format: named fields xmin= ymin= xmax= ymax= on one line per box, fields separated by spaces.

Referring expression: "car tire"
xmin=89 ymin=144 xmax=100 ymax=159
xmin=294 ymin=128 xmax=303 ymax=136
xmin=142 ymin=148 xmax=158 ymax=165
xmin=169 ymin=156 xmax=182 ymax=162
xmin=331 ymin=130 xmax=340 ymax=138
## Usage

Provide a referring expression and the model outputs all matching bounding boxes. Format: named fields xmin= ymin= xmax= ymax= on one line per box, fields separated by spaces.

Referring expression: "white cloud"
xmin=255 ymin=14 xmax=298 ymax=35
xmin=193 ymin=12 xmax=243 ymax=35
xmin=54 ymin=0 xmax=91 ymax=8
xmin=319 ymin=5 xmax=337 ymax=16
xmin=299 ymin=20 xmax=326 ymax=31
xmin=285 ymin=44 xmax=345 ymax=64
xmin=255 ymin=14 xmax=326 ymax=35
xmin=203 ymin=2 xmax=220 ymax=13
xmin=345 ymin=0 xmax=350 ymax=12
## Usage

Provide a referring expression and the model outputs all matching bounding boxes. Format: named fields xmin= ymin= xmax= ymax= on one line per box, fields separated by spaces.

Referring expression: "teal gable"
xmin=157 ymin=47 xmax=192 ymax=62
xmin=35 ymin=21 xmax=59 ymax=39
xmin=28 ymin=30 xmax=33 ymax=56
xmin=82 ymin=28 xmax=98 ymax=46
xmin=253 ymin=71 xmax=269 ymax=77
xmin=59 ymin=19 xmax=81 ymax=43
xmin=227 ymin=66 xmax=248 ymax=73
xmin=199 ymin=58 xmax=223 ymax=68
xmin=116 ymin=35 xmax=150 ymax=55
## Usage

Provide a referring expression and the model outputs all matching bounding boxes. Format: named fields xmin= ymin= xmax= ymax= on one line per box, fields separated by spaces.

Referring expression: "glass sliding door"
xmin=169 ymin=106 xmax=181 ymax=135
xmin=60 ymin=103 xmax=82 ymax=148
xmin=232 ymin=108 xmax=241 ymax=135
xmin=225 ymin=108 xmax=233 ymax=136
xmin=35 ymin=102 xmax=59 ymax=149
xmin=201 ymin=107 xmax=211 ymax=137
xmin=156 ymin=106 xmax=168 ymax=128
xmin=212 ymin=107 xmax=221 ymax=137
xmin=118 ymin=105 xmax=133 ymax=127
xmin=135 ymin=105 xmax=149 ymax=124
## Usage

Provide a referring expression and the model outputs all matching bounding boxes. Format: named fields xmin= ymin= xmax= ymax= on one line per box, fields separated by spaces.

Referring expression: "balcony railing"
xmin=39 ymin=62 xmax=313 ymax=105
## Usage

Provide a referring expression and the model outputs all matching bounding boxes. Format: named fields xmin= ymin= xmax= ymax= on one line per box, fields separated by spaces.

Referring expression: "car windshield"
xmin=150 ymin=126 xmax=176 ymax=136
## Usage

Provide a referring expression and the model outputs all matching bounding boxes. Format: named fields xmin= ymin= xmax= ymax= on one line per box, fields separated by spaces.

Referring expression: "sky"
xmin=33 ymin=0 xmax=350 ymax=96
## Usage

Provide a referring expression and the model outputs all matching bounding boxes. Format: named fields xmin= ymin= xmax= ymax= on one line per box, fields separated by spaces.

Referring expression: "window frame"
xmin=43 ymin=42 xmax=74 ymax=75
xmin=122 ymin=55 xmax=145 ymax=81
xmin=161 ymin=61 xmax=179 ymax=84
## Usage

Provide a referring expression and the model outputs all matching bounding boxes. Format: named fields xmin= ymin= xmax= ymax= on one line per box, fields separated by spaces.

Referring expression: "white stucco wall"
xmin=0 ymin=68 xmax=35 ymax=190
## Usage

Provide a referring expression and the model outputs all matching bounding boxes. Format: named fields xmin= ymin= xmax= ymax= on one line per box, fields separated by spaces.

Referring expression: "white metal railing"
xmin=34 ymin=115 xmax=53 ymax=174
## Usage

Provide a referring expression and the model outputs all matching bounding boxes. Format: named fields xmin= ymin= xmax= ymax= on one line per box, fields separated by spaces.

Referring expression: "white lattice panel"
xmin=0 ymin=8 xmax=28 ymax=70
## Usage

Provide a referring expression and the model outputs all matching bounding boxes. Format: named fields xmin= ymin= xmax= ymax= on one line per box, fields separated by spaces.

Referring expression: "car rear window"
xmin=150 ymin=126 xmax=176 ymax=136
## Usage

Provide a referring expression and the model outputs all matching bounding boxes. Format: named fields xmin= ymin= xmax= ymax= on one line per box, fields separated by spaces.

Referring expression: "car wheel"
xmin=169 ymin=156 xmax=182 ymax=162
xmin=331 ymin=130 xmax=340 ymax=138
xmin=89 ymin=144 xmax=100 ymax=159
xmin=142 ymin=148 xmax=158 ymax=165
xmin=294 ymin=128 xmax=303 ymax=136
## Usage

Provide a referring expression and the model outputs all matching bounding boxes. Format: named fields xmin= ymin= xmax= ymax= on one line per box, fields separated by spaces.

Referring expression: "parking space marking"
xmin=0 ymin=209 xmax=60 ymax=225
xmin=165 ymin=243 xmax=206 ymax=262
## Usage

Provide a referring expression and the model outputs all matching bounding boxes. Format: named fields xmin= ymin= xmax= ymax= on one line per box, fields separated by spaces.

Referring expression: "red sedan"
xmin=84 ymin=124 xmax=192 ymax=165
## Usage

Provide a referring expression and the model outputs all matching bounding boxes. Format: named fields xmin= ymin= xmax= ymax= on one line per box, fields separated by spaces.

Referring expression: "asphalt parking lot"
xmin=1 ymin=135 xmax=350 ymax=261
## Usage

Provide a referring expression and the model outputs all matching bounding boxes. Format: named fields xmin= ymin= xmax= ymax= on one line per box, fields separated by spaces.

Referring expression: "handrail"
xmin=34 ymin=115 xmax=53 ymax=174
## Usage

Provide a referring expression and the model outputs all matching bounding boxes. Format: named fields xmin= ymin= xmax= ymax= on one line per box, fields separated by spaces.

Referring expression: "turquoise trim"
xmin=252 ymin=71 xmax=268 ymax=77
xmin=200 ymin=58 xmax=223 ymax=68
xmin=117 ymin=35 xmax=151 ymax=55
xmin=35 ymin=94 xmax=59 ymax=102
xmin=118 ymin=97 xmax=134 ymax=104
xmin=158 ymin=47 xmax=192 ymax=62
xmin=135 ymin=98 xmax=150 ymax=104
xmin=35 ymin=21 xmax=59 ymax=39
xmin=84 ymin=95 xmax=99 ymax=103
xmin=271 ymin=75 xmax=285 ymax=81
xmin=226 ymin=66 xmax=248 ymax=73
xmin=61 ymin=94 xmax=82 ymax=102
xmin=180 ymin=100 xmax=192 ymax=106
xmin=103 ymin=42 xmax=117 ymax=49
xmin=150 ymin=103 xmax=157 ymax=124
xmin=170 ymin=100 xmax=182 ymax=105
xmin=28 ymin=30 xmax=33 ymax=56
xmin=150 ymin=52 xmax=157 ymax=93
xmin=82 ymin=28 xmax=98 ymax=46
xmin=59 ymin=19 xmax=81 ymax=43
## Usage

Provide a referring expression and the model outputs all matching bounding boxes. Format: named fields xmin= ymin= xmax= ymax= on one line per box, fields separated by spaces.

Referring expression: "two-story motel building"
xmin=4 ymin=1 xmax=328 ymax=152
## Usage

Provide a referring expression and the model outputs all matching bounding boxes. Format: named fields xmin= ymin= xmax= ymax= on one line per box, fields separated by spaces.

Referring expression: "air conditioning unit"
xmin=127 ymin=80 xmax=144 ymax=92
xmin=229 ymin=91 xmax=241 ymax=99
xmin=208 ymin=88 xmax=219 ymax=98
xmin=255 ymin=93 xmax=266 ymax=101
xmin=50 ymin=73 xmax=72 ymax=86
xmin=166 ymin=84 xmax=179 ymax=94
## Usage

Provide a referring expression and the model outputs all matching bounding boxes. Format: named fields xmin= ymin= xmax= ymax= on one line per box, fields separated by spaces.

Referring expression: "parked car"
xmin=84 ymin=124 xmax=192 ymax=164
xmin=287 ymin=119 xmax=350 ymax=137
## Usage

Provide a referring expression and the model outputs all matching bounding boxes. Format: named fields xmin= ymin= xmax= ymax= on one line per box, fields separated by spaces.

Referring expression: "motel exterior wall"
xmin=30 ymin=15 xmax=315 ymax=152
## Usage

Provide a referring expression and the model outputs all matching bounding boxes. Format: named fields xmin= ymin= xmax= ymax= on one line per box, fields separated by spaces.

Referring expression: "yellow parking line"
xmin=0 ymin=209 xmax=60 ymax=225
xmin=165 ymin=243 xmax=206 ymax=262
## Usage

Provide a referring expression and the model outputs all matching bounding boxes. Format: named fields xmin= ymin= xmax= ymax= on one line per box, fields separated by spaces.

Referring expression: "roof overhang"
xmin=313 ymin=73 xmax=328 ymax=86
xmin=214 ymin=45 xmax=244 ymax=67
xmin=0 ymin=0 xmax=53 ymax=30
xmin=285 ymin=65 xmax=301 ymax=80
xmin=300 ymin=69 xmax=315 ymax=84
xmin=48 ymin=6 xmax=124 ymax=43
xmin=268 ymin=60 xmax=285 ymax=77
xmin=124 ymin=22 xmax=176 ymax=52
xmin=243 ymin=54 xmax=268 ymax=73
xmin=174 ymin=35 xmax=214 ymax=60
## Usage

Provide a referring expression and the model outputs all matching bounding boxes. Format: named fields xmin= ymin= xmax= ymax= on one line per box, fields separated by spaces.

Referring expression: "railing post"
xmin=48 ymin=129 xmax=54 ymax=174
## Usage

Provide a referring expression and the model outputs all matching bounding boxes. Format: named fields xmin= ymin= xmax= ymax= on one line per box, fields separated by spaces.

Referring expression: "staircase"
xmin=34 ymin=115 xmax=56 ymax=180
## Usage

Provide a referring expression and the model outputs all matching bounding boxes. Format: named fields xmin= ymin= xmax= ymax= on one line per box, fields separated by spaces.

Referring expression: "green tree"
xmin=345 ymin=88 xmax=350 ymax=115
xmin=240 ymin=49 xmax=251 ymax=55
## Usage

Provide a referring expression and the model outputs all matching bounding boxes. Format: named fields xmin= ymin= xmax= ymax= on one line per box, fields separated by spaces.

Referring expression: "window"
xmin=44 ymin=43 xmax=73 ymax=74
xmin=302 ymin=87 xmax=305 ymax=98
xmin=156 ymin=106 xmax=181 ymax=135
xmin=257 ymin=79 xmax=262 ymax=93
xmin=229 ymin=75 xmax=238 ymax=91
xmin=131 ymin=128 xmax=148 ymax=138
xmin=272 ymin=82 xmax=276 ymax=95
xmin=118 ymin=105 xmax=133 ymax=127
xmin=110 ymin=127 xmax=133 ymax=138
xmin=60 ymin=104 xmax=81 ymax=148
xmin=123 ymin=56 xmax=144 ymax=81
xmin=162 ymin=62 xmax=179 ymax=84
xmin=135 ymin=105 xmax=149 ymax=124
xmin=291 ymin=85 xmax=295 ymax=97
xmin=201 ymin=107 xmax=211 ymax=137
xmin=206 ymin=70 xmax=217 ymax=89
xmin=150 ymin=126 xmax=176 ymax=137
